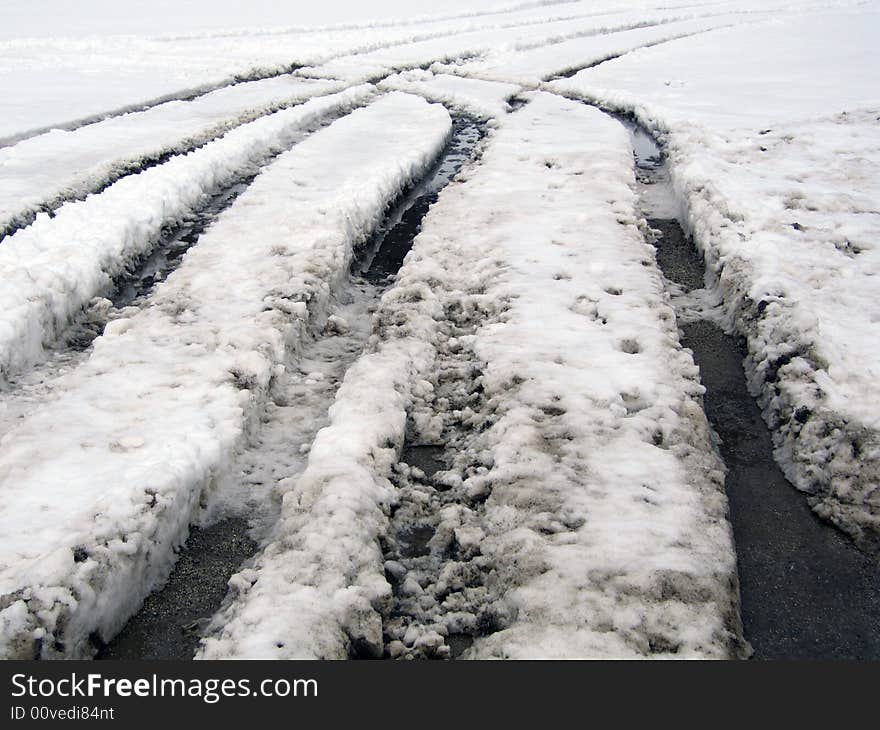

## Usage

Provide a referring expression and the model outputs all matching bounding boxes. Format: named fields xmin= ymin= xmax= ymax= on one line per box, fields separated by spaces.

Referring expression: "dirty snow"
xmin=0 ymin=0 xmax=877 ymax=661
xmin=200 ymin=93 xmax=744 ymax=659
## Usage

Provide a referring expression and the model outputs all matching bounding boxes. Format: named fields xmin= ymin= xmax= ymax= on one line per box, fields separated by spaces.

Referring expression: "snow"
xmin=0 ymin=1 xmax=584 ymax=41
xmin=200 ymin=93 xmax=744 ymax=659
xmin=0 ymin=0 xmax=878 ymax=661
xmin=549 ymin=5 xmax=880 ymax=545
xmin=0 ymin=1 xmax=627 ymax=141
xmin=197 ymin=278 xmax=378 ymax=541
xmin=0 ymin=86 xmax=373 ymax=383
xmin=379 ymin=70 xmax=521 ymax=119
xmin=0 ymin=75 xmax=344 ymax=236
xmin=299 ymin=6 xmax=730 ymax=83
xmin=0 ymin=92 xmax=451 ymax=659
xmin=198 ymin=336 xmax=435 ymax=659
xmin=443 ymin=12 xmax=760 ymax=84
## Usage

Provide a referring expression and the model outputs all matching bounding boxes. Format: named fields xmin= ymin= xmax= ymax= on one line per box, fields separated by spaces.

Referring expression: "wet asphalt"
xmin=623 ymin=112 xmax=880 ymax=658
xmin=96 ymin=519 xmax=255 ymax=660
xmin=683 ymin=319 xmax=880 ymax=659
xmin=651 ymin=214 xmax=880 ymax=659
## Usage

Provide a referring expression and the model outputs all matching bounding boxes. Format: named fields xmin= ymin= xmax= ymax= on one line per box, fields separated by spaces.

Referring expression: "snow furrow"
xmin=624 ymin=114 xmax=880 ymax=659
xmin=484 ymin=15 xmax=747 ymax=83
xmin=0 ymin=92 xmax=452 ymax=659
xmin=0 ymin=173 xmax=253 ymax=444
xmin=387 ymin=93 xmax=744 ymax=659
xmin=0 ymin=85 xmax=374 ymax=384
xmin=0 ymin=76 xmax=345 ymax=239
xmin=199 ymin=92 xmax=745 ymax=660
xmin=0 ymin=2 xmax=695 ymax=142
xmin=95 ymin=115 xmax=484 ymax=660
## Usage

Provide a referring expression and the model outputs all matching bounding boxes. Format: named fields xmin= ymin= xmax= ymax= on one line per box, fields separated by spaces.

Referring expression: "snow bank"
xmin=0 ymin=92 xmax=451 ymax=659
xmin=550 ymin=6 xmax=880 ymax=546
xmin=0 ymin=85 xmax=373 ymax=383
xmin=0 ymin=76 xmax=344 ymax=237
xmin=201 ymin=92 xmax=744 ymax=659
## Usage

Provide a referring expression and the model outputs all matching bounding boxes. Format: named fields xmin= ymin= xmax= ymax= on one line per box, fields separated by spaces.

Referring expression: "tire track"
xmin=0 ymin=96 xmax=370 ymax=449
xmin=0 ymin=78 xmax=351 ymax=242
xmin=98 ymin=115 xmax=486 ymax=660
xmin=0 ymin=64 xmax=303 ymax=150
xmin=0 ymin=86 xmax=374 ymax=390
xmin=375 ymin=95 xmax=745 ymax=660
xmin=622 ymin=115 xmax=880 ymax=659
xmin=541 ymin=23 xmax=737 ymax=81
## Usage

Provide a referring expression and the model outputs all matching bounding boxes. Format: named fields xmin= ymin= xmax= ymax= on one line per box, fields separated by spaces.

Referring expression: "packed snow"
xmin=0 ymin=93 xmax=451 ymax=658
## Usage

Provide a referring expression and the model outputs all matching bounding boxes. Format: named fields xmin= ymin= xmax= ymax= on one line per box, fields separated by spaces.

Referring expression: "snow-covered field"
xmin=0 ymin=0 xmax=876 ymax=659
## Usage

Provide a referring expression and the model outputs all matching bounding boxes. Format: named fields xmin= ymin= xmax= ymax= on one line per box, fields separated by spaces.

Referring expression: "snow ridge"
xmin=0 ymin=76 xmax=345 ymax=239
